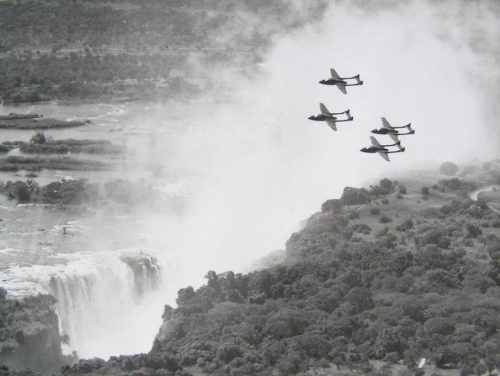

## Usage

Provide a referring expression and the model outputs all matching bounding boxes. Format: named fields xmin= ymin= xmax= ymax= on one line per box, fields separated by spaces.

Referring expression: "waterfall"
xmin=1 ymin=249 xmax=164 ymax=359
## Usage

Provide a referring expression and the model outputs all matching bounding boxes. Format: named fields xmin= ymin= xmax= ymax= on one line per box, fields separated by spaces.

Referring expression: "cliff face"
xmin=0 ymin=289 xmax=68 ymax=375
xmin=59 ymin=164 xmax=500 ymax=376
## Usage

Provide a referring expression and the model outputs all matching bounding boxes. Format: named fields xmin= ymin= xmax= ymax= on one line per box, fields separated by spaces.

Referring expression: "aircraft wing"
xmin=330 ymin=68 xmax=342 ymax=80
xmin=370 ymin=136 xmax=383 ymax=148
xmin=326 ymin=119 xmax=337 ymax=131
xmin=389 ymin=133 xmax=400 ymax=144
xmin=335 ymin=83 xmax=347 ymax=94
xmin=320 ymin=103 xmax=330 ymax=115
xmin=381 ymin=117 xmax=393 ymax=129
xmin=377 ymin=151 xmax=390 ymax=161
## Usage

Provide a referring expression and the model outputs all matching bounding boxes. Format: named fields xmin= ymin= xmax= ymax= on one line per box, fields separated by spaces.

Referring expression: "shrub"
xmin=351 ymin=223 xmax=371 ymax=234
xmin=321 ymin=199 xmax=342 ymax=212
xmin=30 ymin=132 xmax=47 ymax=144
xmin=379 ymin=216 xmax=392 ymax=223
xmin=340 ymin=187 xmax=371 ymax=205
xmin=464 ymin=223 xmax=482 ymax=239
xmin=421 ymin=187 xmax=430 ymax=195
xmin=372 ymin=178 xmax=395 ymax=196
xmin=439 ymin=162 xmax=459 ymax=176
xmin=396 ymin=219 xmax=414 ymax=232
xmin=370 ymin=207 xmax=380 ymax=215
xmin=348 ymin=211 xmax=360 ymax=219
xmin=216 ymin=344 xmax=242 ymax=363
xmin=4 ymin=180 xmax=35 ymax=202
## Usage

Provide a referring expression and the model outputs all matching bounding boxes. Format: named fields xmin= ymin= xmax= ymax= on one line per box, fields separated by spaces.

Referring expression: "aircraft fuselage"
xmin=309 ymin=114 xmax=335 ymax=121
xmin=361 ymin=146 xmax=387 ymax=153
xmin=319 ymin=79 xmax=347 ymax=85
xmin=372 ymin=128 xmax=398 ymax=135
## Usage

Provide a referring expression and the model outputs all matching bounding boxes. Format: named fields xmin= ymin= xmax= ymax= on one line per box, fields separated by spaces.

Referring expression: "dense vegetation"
xmin=0 ymin=178 xmax=161 ymax=207
xmin=0 ymin=117 xmax=89 ymax=129
xmin=0 ymin=156 xmax=107 ymax=172
xmin=1 ymin=133 xmax=123 ymax=155
xmin=0 ymin=0 xmax=327 ymax=102
xmin=59 ymin=174 xmax=500 ymax=376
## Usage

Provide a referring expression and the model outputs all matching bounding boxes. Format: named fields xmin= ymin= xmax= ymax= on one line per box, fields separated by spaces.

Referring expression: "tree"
xmin=440 ymin=162 xmax=459 ymax=176
xmin=30 ymin=132 xmax=46 ymax=144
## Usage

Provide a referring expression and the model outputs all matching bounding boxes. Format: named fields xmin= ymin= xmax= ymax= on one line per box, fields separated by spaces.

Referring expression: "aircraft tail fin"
xmin=345 ymin=110 xmax=353 ymax=120
xmin=406 ymin=123 xmax=413 ymax=131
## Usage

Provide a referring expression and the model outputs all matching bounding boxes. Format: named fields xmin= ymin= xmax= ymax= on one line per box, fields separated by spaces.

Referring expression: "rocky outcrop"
xmin=120 ymin=253 xmax=161 ymax=299
xmin=0 ymin=289 xmax=69 ymax=375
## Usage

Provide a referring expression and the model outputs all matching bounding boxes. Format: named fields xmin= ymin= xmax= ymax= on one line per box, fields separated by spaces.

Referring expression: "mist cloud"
xmin=130 ymin=0 xmax=500 ymax=302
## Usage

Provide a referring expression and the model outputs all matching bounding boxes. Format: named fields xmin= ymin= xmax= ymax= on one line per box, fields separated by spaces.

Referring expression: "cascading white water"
xmin=1 ymin=249 xmax=163 ymax=359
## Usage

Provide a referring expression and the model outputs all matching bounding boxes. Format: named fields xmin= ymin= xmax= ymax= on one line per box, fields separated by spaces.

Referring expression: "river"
xmin=0 ymin=100 xmax=191 ymax=359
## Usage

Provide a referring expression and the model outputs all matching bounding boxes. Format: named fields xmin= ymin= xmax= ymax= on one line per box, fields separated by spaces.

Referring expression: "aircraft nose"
xmin=308 ymin=116 xmax=314 ymax=120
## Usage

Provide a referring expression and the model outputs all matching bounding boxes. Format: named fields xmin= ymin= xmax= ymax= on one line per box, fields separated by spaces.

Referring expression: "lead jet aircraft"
xmin=361 ymin=136 xmax=405 ymax=161
xmin=319 ymin=68 xmax=363 ymax=94
xmin=308 ymin=103 xmax=353 ymax=131
xmin=371 ymin=117 xmax=414 ymax=143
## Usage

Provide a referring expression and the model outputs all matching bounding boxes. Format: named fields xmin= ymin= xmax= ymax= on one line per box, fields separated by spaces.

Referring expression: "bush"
xmin=340 ymin=187 xmax=371 ymax=205
xmin=216 ymin=344 xmax=242 ymax=363
xmin=464 ymin=223 xmax=482 ymax=239
xmin=439 ymin=162 xmax=459 ymax=176
xmin=421 ymin=187 xmax=430 ymax=195
xmin=321 ymin=199 xmax=342 ymax=212
xmin=372 ymin=178 xmax=395 ymax=196
xmin=348 ymin=211 xmax=360 ymax=219
xmin=351 ymin=223 xmax=371 ymax=234
xmin=30 ymin=132 xmax=46 ymax=144
xmin=379 ymin=216 xmax=392 ymax=223
xmin=370 ymin=207 xmax=380 ymax=215
xmin=396 ymin=219 xmax=414 ymax=232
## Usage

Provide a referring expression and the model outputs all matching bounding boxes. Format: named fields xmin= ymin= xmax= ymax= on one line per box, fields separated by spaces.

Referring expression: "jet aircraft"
xmin=308 ymin=103 xmax=353 ymax=131
xmin=371 ymin=117 xmax=414 ymax=143
xmin=361 ymin=136 xmax=405 ymax=161
xmin=319 ymin=68 xmax=363 ymax=94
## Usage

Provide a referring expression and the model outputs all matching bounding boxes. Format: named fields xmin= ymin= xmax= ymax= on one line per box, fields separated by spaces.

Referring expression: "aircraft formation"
xmin=309 ymin=67 xmax=414 ymax=161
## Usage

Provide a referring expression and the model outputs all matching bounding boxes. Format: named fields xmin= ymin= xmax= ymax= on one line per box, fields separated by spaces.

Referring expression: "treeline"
xmin=0 ymin=0 xmax=327 ymax=102
xmin=0 ymin=0 xmax=327 ymax=51
xmin=60 ymin=176 xmax=500 ymax=375
xmin=0 ymin=52 xmax=192 ymax=103
xmin=1 ymin=133 xmax=124 ymax=154
xmin=0 ymin=178 xmax=156 ymax=206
